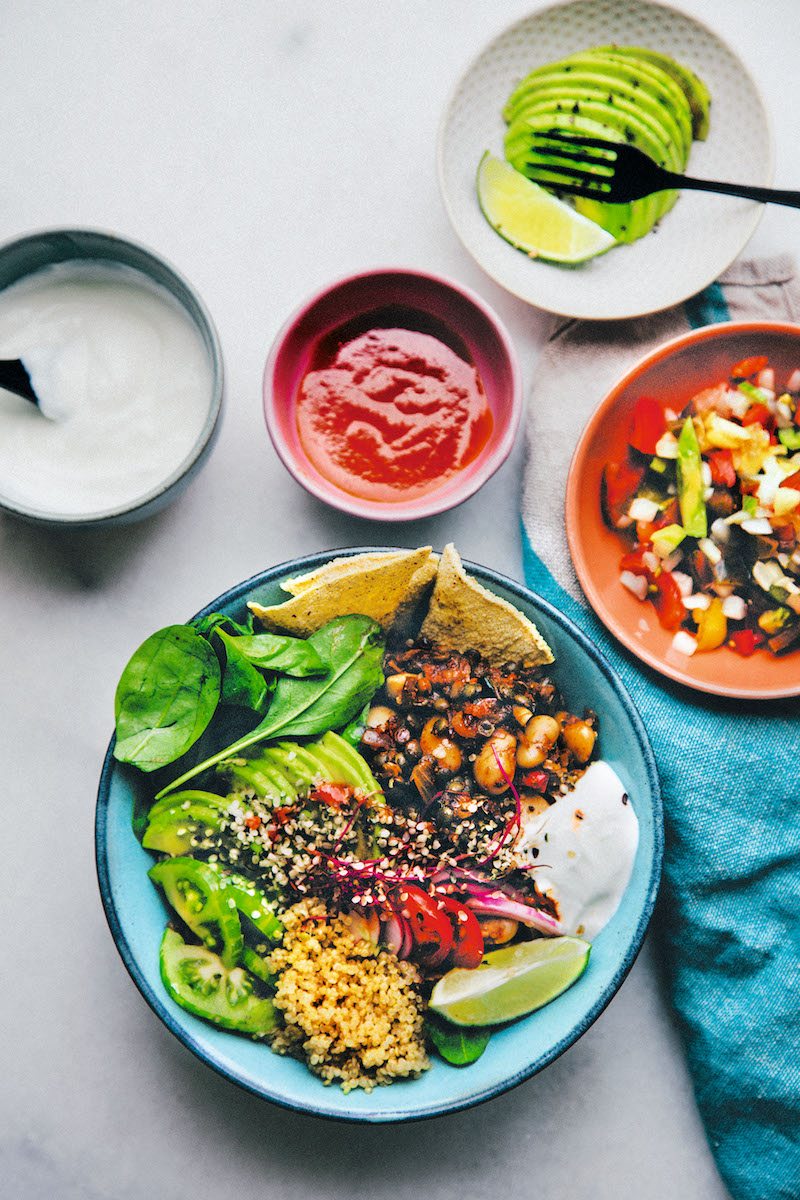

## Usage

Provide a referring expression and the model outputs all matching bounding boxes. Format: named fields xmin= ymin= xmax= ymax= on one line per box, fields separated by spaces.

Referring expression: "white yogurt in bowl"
xmin=0 ymin=232 xmax=222 ymax=525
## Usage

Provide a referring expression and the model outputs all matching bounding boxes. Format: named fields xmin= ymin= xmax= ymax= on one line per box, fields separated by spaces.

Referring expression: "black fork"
xmin=525 ymin=130 xmax=800 ymax=208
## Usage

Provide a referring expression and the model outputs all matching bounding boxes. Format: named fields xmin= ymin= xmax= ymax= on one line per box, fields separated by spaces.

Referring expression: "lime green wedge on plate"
xmin=477 ymin=152 xmax=616 ymax=264
xmin=429 ymin=935 xmax=590 ymax=1027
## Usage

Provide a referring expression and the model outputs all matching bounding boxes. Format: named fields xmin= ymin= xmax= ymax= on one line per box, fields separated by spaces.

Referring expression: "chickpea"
xmin=512 ymin=704 xmax=533 ymax=728
xmin=385 ymin=674 xmax=408 ymax=703
xmin=479 ymin=917 xmax=519 ymax=945
xmin=520 ymin=790 xmax=550 ymax=818
xmin=420 ymin=716 xmax=463 ymax=772
xmin=516 ymin=714 xmax=560 ymax=768
xmin=473 ymin=728 xmax=517 ymax=794
xmin=562 ymin=719 xmax=597 ymax=764
xmin=366 ymin=704 xmax=395 ymax=729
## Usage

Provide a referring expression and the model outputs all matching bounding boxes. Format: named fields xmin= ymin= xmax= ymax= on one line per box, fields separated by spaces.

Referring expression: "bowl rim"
xmin=261 ymin=266 xmax=522 ymax=522
xmin=0 ymin=224 xmax=224 ymax=527
xmin=435 ymin=0 xmax=775 ymax=321
xmin=95 ymin=547 xmax=663 ymax=1122
xmin=566 ymin=318 xmax=800 ymax=700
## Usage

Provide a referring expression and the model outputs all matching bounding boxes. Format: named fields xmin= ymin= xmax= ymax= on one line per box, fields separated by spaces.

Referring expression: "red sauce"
xmin=295 ymin=310 xmax=493 ymax=502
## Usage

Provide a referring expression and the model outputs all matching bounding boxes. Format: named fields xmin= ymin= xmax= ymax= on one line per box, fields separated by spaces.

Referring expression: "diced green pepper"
xmin=737 ymin=381 xmax=770 ymax=405
xmin=676 ymin=418 xmax=707 ymax=538
xmin=650 ymin=523 xmax=686 ymax=558
xmin=778 ymin=428 xmax=800 ymax=451
xmin=648 ymin=457 xmax=669 ymax=475
xmin=758 ymin=607 xmax=793 ymax=635
xmin=743 ymin=494 xmax=758 ymax=517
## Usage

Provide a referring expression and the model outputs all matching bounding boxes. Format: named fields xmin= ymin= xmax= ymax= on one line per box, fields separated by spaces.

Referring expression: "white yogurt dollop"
xmin=514 ymin=761 xmax=639 ymax=941
xmin=0 ymin=262 xmax=213 ymax=516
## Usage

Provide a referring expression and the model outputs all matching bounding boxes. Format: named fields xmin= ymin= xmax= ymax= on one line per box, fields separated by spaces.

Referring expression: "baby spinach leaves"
xmin=215 ymin=630 xmax=326 ymax=679
xmin=426 ymin=1016 xmax=491 ymax=1066
xmin=155 ymin=615 xmax=385 ymax=798
xmin=114 ymin=626 xmax=221 ymax=772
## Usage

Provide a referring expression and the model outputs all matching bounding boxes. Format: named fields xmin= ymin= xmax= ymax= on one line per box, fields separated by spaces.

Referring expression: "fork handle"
xmin=670 ymin=172 xmax=800 ymax=210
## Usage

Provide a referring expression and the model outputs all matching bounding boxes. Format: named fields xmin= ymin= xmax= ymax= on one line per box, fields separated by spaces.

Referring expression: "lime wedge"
xmin=429 ymin=936 xmax=590 ymax=1027
xmin=477 ymin=152 xmax=616 ymax=264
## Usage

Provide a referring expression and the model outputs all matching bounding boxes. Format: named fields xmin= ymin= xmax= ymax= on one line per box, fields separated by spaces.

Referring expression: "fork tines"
xmin=526 ymin=129 xmax=619 ymax=199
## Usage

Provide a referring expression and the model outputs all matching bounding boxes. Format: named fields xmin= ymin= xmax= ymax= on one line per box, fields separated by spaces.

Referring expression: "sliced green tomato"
xmin=207 ymin=866 xmax=284 ymax=945
xmin=159 ymin=927 xmax=277 ymax=1035
xmin=241 ymin=946 xmax=276 ymax=986
xmin=477 ymin=153 xmax=616 ymax=263
xmin=149 ymin=858 xmax=243 ymax=968
xmin=429 ymin=936 xmax=590 ymax=1027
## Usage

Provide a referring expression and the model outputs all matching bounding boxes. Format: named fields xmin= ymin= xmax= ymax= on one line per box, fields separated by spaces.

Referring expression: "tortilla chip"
xmin=249 ymin=546 xmax=434 ymax=637
xmin=282 ymin=551 xmax=414 ymax=597
xmin=392 ymin=553 xmax=440 ymax=633
xmin=419 ymin=544 xmax=554 ymax=666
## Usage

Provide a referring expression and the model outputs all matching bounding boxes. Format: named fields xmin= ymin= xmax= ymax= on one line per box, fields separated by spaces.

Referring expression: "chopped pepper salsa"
xmin=295 ymin=309 xmax=493 ymax=502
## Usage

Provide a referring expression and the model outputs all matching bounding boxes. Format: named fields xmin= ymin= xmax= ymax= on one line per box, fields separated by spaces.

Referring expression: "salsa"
xmin=295 ymin=311 xmax=493 ymax=502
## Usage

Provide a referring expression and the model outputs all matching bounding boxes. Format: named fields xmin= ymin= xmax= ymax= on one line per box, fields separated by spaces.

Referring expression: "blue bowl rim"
xmin=95 ymin=548 xmax=663 ymax=1123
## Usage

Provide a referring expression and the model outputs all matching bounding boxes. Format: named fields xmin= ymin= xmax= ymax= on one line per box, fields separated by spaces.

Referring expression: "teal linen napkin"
xmin=520 ymin=256 xmax=800 ymax=1200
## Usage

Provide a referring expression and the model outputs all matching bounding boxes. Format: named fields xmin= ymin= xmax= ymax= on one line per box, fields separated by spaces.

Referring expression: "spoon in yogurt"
xmin=0 ymin=357 xmax=45 ymax=412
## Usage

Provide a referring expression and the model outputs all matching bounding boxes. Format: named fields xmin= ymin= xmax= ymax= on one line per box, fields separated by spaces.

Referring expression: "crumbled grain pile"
xmin=268 ymin=902 xmax=430 ymax=1091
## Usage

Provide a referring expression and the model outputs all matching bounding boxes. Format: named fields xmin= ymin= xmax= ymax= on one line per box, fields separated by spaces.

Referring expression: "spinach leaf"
xmin=216 ymin=629 xmax=326 ymax=678
xmin=338 ymin=701 xmax=371 ymax=749
xmin=155 ymin=615 xmax=385 ymax=798
xmin=426 ymin=1017 xmax=491 ymax=1066
xmin=219 ymin=636 xmax=272 ymax=713
xmin=191 ymin=610 xmax=254 ymax=638
xmin=113 ymin=626 xmax=220 ymax=772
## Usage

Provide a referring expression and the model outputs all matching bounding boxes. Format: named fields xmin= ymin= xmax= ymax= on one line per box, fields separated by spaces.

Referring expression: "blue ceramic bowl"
xmin=96 ymin=550 xmax=662 ymax=1122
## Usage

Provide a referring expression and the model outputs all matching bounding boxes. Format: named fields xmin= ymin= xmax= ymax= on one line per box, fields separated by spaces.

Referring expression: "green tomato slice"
xmin=149 ymin=858 xmax=243 ymax=967
xmin=159 ymin=927 xmax=277 ymax=1035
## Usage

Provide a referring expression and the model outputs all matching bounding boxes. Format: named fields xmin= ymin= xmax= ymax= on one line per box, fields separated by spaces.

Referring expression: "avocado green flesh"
xmin=502 ymin=46 xmax=706 ymax=244
xmin=219 ymin=731 xmax=381 ymax=805
xmin=505 ymin=62 xmax=691 ymax=158
xmin=143 ymin=804 xmax=224 ymax=855
xmin=593 ymin=44 xmax=711 ymax=139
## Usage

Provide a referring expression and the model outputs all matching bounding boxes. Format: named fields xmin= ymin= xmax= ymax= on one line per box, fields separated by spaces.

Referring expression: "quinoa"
xmin=267 ymin=901 xmax=430 ymax=1092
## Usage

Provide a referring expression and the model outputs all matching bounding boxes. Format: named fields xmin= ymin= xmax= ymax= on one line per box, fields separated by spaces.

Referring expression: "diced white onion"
xmin=661 ymin=549 xmax=684 ymax=572
xmin=629 ymin=497 xmax=660 ymax=522
xmin=722 ymin=595 xmax=747 ymax=621
xmin=787 ymin=368 xmax=800 ymax=392
xmin=727 ymin=390 xmax=750 ymax=419
xmin=742 ymin=518 xmax=774 ymax=535
xmin=776 ymin=401 xmax=794 ymax=428
xmin=778 ymin=552 xmax=790 ymax=568
xmin=655 ymin=432 xmax=679 ymax=459
xmin=620 ymin=570 xmax=648 ymax=600
xmin=758 ymin=368 xmax=775 ymax=392
xmin=684 ymin=593 xmax=711 ymax=610
xmin=642 ymin=550 xmax=659 ymax=574
xmin=671 ymin=631 xmax=698 ymax=656
xmin=703 ymin=486 xmax=714 ymax=501
xmin=698 ymin=537 xmax=722 ymax=564
xmin=664 ymin=408 xmax=678 ymax=422
xmin=672 ymin=571 xmax=693 ymax=596
xmin=710 ymin=518 xmax=731 ymax=544
xmin=701 ymin=461 xmax=712 ymax=487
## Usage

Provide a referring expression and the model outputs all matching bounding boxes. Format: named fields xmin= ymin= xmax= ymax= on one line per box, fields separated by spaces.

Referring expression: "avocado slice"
xmin=505 ymin=54 xmax=692 ymax=159
xmin=593 ymin=45 xmax=711 ymax=139
xmin=676 ymin=417 xmax=708 ymax=537
xmin=142 ymin=802 xmax=225 ymax=856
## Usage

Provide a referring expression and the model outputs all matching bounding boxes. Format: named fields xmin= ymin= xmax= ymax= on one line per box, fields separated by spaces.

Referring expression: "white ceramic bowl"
xmin=438 ymin=0 xmax=773 ymax=320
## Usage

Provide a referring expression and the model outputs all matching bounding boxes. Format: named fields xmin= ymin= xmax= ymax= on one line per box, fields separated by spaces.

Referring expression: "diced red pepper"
xmin=729 ymin=629 xmax=764 ymax=656
xmin=784 ymin=470 xmax=800 ymax=490
xmin=742 ymin=403 xmax=774 ymax=430
xmin=244 ymin=814 xmax=262 ymax=830
xmin=707 ymin=449 xmax=737 ymax=488
xmin=629 ymin=396 xmax=667 ymax=455
xmin=601 ymin=459 xmax=646 ymax=528
xmin=652 ymin=571 xmax=685 ymax=630
xmin=521 ymin=769 xmax=550 ymax=791
xmin=731 ymin=356 xmax=768 ymax=379
xmin=620 ymin=546 xmax=656 ymax=581
xmin=311 ymin=784 xmax=352 ymax=810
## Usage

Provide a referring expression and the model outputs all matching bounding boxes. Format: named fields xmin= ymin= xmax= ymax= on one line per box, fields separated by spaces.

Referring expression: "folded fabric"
xmin=520 ymin=256 xmax=800 ymax=1200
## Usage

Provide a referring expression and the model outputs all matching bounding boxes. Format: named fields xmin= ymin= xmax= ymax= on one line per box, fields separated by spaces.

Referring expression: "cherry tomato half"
xmin=629 ymin=396 xmax=666 ymax=455
xmin=398 ymin=885 xmax=453 ymax=968
xmin=440 ymin=896 xmax=484 ymax=970
xmin=707 ymin=449 xmax=737 ymax=488
xmin=653 ymin=571 xmax=685 ymax=631
xmin=601 ymin=460 xmax=646 ymax=529
xmin=732 ymin=356 xmax=769 ymax=379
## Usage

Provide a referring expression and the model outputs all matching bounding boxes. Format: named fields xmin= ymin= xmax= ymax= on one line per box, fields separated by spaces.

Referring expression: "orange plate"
xmin=566 ymin=321 xmax=800 ymax=701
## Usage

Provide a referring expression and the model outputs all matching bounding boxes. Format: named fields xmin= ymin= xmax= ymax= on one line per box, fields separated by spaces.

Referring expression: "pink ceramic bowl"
xmin=262 ymin=267 xmax=521 ymax=521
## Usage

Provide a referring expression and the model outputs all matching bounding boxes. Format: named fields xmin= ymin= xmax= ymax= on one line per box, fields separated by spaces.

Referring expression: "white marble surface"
xmin=2 ymin=2 xmax=799 ymax=1197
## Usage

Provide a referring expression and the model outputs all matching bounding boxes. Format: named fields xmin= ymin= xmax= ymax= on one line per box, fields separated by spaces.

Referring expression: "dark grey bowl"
xmin=0 ymin=228 xmax=224 ymax=527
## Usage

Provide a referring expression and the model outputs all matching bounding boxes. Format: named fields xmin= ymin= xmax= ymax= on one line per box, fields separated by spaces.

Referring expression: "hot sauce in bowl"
xmin=263 ymin=269 xmax=521 ymax=521
xmin=295 ymin=309 xmax=493 ymax=504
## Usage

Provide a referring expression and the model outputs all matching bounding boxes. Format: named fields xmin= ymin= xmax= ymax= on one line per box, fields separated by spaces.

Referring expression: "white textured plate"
xmin=438 ymin=0 xmax=773 ymax=319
